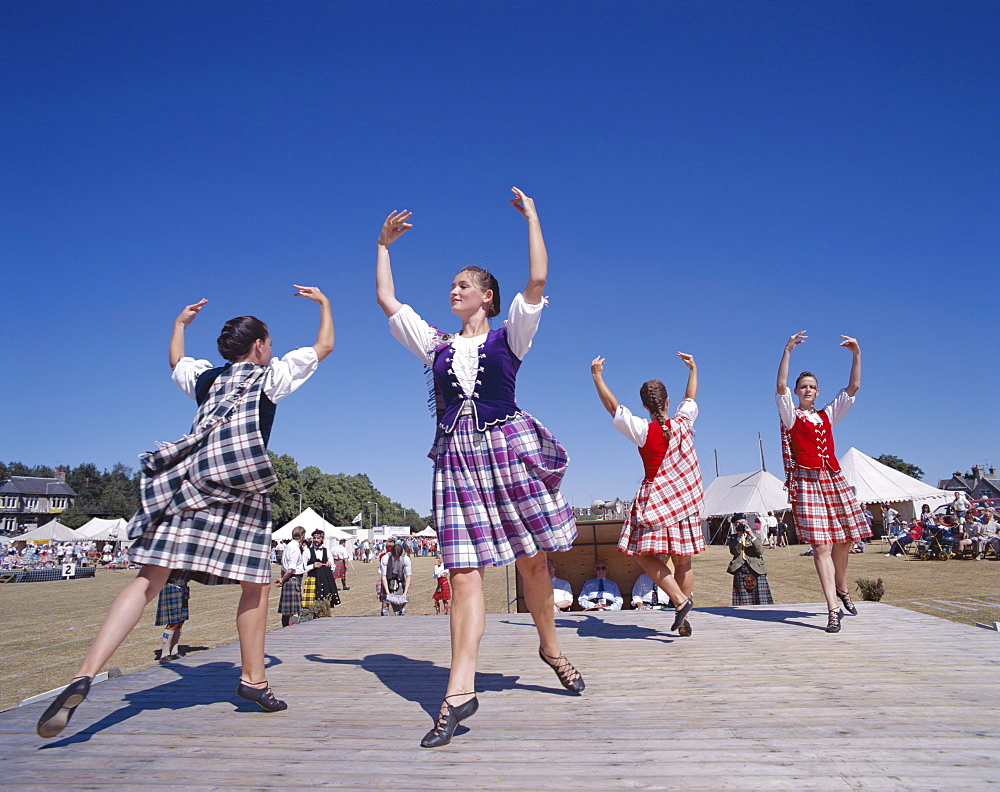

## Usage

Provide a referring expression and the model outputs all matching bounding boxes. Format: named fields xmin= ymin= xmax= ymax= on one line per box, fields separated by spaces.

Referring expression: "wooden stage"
xmin=1 ymin=603 xmax=997 ymax=791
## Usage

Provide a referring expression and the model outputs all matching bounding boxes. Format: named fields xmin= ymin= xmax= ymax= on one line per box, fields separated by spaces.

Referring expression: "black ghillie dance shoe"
xmin=420 ymin=693 xmax=479 ymax=748
xmin=825 ymin=609 xmax=843 ymax=633
xmin=37 ymin=676 xmax=91 ymax=739
xmin=539 ymin=648 xmax=585 ymax=693
xmin=837 ymin=589 xmax=858 ymax=616
xmin=236 ymin=680 xmax=288 ymax=712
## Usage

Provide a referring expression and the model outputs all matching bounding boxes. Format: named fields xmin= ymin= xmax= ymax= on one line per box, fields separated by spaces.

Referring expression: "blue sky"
xmin=3 ymin=1 xmax=997 ymax=517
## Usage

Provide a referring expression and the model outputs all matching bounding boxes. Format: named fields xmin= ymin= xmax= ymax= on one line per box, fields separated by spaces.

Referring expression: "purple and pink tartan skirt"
xmin=430 ymin=413 xmax=577 ymax=569
xmin=790 ymin=468 xmax=872 ymax=545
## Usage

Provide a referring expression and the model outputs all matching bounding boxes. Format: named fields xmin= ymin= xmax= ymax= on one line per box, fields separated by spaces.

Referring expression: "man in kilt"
xmin=274 ymin=527 xmax=307 ymax=626
xmin=155 ymin=572 xmax=190 ymax=661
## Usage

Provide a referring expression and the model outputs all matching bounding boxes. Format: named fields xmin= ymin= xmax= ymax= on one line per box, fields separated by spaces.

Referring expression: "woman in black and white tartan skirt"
xmin=38 ymin=287 xmax=333 ymax=739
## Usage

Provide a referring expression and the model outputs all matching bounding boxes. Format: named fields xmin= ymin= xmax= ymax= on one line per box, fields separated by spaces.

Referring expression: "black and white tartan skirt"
xmin=277 ymin=575 xmax=302 ymax=614
xmin=155 ymin=580 xmax=190 ymax=625
xmin=130 ymin=492 xmax=273 ymax=585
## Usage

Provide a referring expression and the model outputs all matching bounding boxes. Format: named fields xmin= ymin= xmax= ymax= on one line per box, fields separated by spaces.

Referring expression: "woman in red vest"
xmin=590 ymin=353 xmax=702 ymax=636
xmin=776 ymin=331 xmax=869 ymax=633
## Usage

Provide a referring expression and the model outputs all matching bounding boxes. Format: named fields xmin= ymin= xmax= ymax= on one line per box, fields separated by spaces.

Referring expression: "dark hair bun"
xmin=217 ymin=316 xmax=269 ymax=362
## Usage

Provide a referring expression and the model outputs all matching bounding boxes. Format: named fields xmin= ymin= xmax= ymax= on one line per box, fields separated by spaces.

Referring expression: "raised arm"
xmin=776 ymin=331 xmax=807 ymax=395
xmin=168 ymin=299 xmax=208 ymax=368
xmin=678 ymin=352 xmax=698 ymax=400
xmin=293 ymin=285 xmax=334 ymax=362
xmin=376 ymin=211 xmax=412 ymax=318
xmin=590 ymin=357 xmax=620 ymax=416
xmin=509 ymin=187 xmax=547 ymax=305
xmin=840 ymin=335 xmax=861 ymax=396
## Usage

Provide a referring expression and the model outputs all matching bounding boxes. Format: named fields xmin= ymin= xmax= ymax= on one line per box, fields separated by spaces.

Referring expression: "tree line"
xmin=1 ymin=456 xmax=429 ymax=532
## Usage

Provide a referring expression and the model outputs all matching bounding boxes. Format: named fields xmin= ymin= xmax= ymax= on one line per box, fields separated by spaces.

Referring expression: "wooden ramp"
xmin=1 ymin=603 xmax=998 ymax=791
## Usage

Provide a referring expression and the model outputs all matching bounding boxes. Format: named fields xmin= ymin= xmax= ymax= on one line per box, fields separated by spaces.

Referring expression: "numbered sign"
xmin=62 ymin=563 xmax=77 ymax=579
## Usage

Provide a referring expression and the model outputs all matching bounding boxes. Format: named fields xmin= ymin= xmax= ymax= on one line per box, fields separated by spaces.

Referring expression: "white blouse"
xmin=776 ymin=387 xmax=854 ymax=430
xmin=612 ymin=398 xmax=699 ymax=447
xmin=388 ymin=293 xmax=544 ymax=397
xmin=171 ymin=347 xmax=319 ymax=403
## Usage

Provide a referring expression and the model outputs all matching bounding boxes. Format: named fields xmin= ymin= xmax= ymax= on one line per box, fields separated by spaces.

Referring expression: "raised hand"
xmin=175 ymin=299 xmax=208 ymax=328
xmin=508 ymin=186 xmax=537 ymax=220
xmin=379 ymin=211 xmax=413 ymax=246
xmin=293 ymin=284 xmax=328 ymax=304
xmin=590 ymin=356 xmax=606 ymax=378
xmin=839 ymin=335 xmax=860 ymax=353
xmin=784 ymin=331 xmax=808 ymax=352
xmin=677 ymin=352 xmax=696 ymax=370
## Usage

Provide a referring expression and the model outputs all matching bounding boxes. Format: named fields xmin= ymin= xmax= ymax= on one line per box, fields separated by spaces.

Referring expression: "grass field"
xmin=1 ymin=545 xmax=997 ymax=712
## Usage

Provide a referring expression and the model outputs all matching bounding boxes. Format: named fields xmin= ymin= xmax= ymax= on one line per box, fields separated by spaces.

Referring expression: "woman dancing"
xmin=590 ymin=354 xmax=702 ymax=635
xmin=376 ymin=188 xmax=584 ymax=748
xmin=37 ymin=287 xmax=333 ymax=738
xmin=776 ymin=331 xmax=869 ymax=633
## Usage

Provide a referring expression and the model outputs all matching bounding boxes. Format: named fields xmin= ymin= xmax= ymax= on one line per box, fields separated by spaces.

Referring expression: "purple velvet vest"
xmin=432 ymin=326 xmax=523 ymax=432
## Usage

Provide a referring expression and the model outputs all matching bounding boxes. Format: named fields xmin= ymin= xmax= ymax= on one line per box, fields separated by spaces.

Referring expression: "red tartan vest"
xmin=787 ymin=410 xmax=841 ymax=471
xmin=638 ymin=421 xmax=669 ymax=482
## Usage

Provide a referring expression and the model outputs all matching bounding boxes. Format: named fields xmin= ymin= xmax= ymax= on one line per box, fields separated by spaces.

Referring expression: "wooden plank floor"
xmin=1 ymin=603 xmax=998 ymax=791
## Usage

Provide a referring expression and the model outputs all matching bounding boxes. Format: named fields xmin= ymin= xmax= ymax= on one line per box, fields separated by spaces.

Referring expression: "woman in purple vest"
xmin=376 ymin=188 xmax=584 ymax=748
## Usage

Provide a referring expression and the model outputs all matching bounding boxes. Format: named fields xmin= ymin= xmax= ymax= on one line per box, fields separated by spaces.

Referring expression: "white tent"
xmin=701 ymin=469 xmax=791 ymax=518
xmin=272 ymin=508 xmax=352 ymax=542
xmin=700 ymin=470 xmax=791 ymax=543
xmin=16 ymin=520 xmax=81 ymax=543
xmin=413 ymin=527 xmax=437 ymax=538
xmin=839 ymin=447 xmax=951 ymax=521
xmin=76 ymin=517 xmax=129 ymax=541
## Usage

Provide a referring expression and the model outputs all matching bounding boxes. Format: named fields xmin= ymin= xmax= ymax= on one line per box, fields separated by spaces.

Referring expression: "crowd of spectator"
xmin=1 ymin=541 xmax=130 ymax=570
xmin=884 ymin=500 xmax=998 ymax=559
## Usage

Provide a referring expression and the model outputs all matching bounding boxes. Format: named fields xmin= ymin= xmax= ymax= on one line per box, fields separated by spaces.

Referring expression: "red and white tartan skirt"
xmin=791 ymin=468 xmax=871 ymax=545
xmin=618 ymin=480 xmax=705 ymax=557
xmin=432 ymin=576 xmax=451 ymax=601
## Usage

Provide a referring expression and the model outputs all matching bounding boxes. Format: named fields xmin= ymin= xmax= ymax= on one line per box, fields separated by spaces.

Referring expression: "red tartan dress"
xmin=779 ymin=392 xmax=870 ymax=545
xmin=433 ymin=575 xmax=451 ymax=601
xmin=617 ymin=403 xmax=705 ymax=557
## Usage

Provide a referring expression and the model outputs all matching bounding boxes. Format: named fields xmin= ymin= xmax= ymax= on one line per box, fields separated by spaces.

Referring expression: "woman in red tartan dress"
xmin=590 ymin=353 xmax=703 ymax=636
xmin=776 ymin=331 xmax=869 ymax=634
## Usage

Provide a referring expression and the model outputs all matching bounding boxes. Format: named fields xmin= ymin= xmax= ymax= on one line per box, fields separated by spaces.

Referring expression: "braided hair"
xmin=459 ymin=266 xmax=501 ymax=318
xmin=639 ymin=379 xmax=671 ymax=443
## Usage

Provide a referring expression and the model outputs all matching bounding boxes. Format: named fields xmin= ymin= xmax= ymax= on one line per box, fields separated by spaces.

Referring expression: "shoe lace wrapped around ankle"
xmin=544 ymin=653 xmax=580 ymax=685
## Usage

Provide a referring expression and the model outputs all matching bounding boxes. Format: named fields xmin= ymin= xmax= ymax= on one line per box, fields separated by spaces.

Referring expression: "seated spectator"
xmin=631 ymin=573 xmax=670 ymax=610
xmin=954 ymin=524 xmax=975 ymax=557
xmin=547 ymin=560 xmax=573 ymax=612
xmin=578 ymin=562 xmax=623 ymax=611
xmin=978 ymin=510 xmax=999 ymax=559
xmin=850 ymin=541 xmax=866 ymax=553
xmin=886 ymin=520 xmax=922 ymax=556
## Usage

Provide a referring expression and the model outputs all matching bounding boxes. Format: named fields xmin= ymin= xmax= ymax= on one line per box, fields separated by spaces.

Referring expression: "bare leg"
xmin=831 ymin=541 xmax=851 ymax=593
xmin=236 ymin=582 xmax=269 ymax=684
xmin=75 ymin=564 xmax=173 ymax=679
xmin=515 ymin=552 xmax=562 ymax=657
xmin=811 ymin=543 xmax=839 ymax=611
xmin=636 ymin=555 xmax=686 ymax=607
xmin=670 ymin=555 xmax=694 ymax=599
xmin=443 ymin=567 xmax=485 ymax=707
